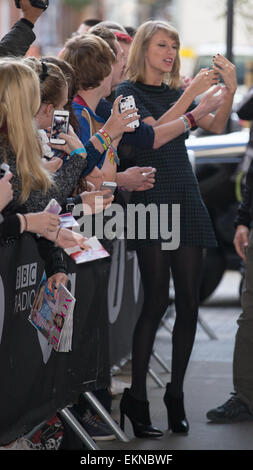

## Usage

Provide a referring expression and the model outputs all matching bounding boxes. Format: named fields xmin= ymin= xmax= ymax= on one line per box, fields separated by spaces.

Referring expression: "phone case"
xmin=119 ymin=96 xmax=139 ymax=128
xmin=44 ymin=199 xmax=62 ymax=215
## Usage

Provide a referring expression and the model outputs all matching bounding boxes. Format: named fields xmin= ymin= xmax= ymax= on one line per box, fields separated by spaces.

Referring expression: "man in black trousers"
xmin=207 ymin=87 xmax=253 ymax=423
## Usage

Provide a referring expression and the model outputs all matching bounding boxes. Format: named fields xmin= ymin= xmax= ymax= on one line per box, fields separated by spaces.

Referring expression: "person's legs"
xmin=161 ymin=245 xmax=203 ymax=433
xmin=207 ymin=230 xmax=253 ymax=422
xmin=130 ymin=244 xmax=171 ymax=402
xmin=169 ymin=245 xmax=203 ymax=397
xmin=234 ymin=230 xmax=253 ymax=411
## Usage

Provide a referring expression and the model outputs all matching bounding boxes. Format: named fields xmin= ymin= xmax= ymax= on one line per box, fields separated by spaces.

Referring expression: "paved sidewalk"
xmin=99 ymin=271 xmax=253 ymax=450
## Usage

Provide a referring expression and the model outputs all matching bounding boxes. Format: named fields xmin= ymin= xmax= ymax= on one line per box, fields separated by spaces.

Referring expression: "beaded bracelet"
xmin=107 ymin=145 xmax=120 ymax=166
xmin=185 ymin=112 xmax=196 ymax=128
xmin=179 ymin=115 xmax=191 ymax=132
xmin=70 ymin=147 xmax=87 ymax=157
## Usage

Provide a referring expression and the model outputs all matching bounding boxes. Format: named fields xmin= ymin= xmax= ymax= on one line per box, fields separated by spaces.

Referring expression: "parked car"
xmin=186 ymin=129 xmax=250 ymax=302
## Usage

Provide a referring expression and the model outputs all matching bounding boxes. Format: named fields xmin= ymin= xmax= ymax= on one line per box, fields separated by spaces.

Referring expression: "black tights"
xmin=130 ymin=244 xmax=203 ymax=401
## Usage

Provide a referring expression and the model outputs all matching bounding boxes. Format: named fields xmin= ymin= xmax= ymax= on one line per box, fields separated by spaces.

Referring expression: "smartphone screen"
xmin=50 ymin=111 xmax=69 ymax=144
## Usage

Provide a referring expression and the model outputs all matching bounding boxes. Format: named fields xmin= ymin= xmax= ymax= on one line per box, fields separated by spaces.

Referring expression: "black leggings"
xmin=130 ymin=244 xmax=203 ymax=401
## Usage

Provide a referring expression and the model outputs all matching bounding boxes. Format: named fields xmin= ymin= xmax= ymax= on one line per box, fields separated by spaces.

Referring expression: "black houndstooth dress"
xmin=116 ymin=80 xmax=217 ymax=250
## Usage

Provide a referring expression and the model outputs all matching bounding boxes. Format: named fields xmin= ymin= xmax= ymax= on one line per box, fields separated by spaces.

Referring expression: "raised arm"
xmin=0 ymin=0 xmax=46 ymax=57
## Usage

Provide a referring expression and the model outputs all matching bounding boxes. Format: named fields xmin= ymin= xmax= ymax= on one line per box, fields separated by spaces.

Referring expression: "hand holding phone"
xmin=44 ymin=198 xmax=62 ymax=215
xmin=100 ymin=181 xmax=117 ymax=195
xmin=49 ymin=110 xmax=70 ymax=145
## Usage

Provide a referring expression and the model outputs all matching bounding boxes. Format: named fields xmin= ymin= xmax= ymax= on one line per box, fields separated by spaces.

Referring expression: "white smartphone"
xmin=49 ymin=110 xmax=70 ymax=145
xmin=100 ymin=181 xmax=117 ymax=194
xmin=119 ymin=95 xmax=139 ymax=129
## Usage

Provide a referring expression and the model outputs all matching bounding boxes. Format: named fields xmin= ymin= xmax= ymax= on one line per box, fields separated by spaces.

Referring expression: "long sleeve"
xmin=0 ymin=214 xmax=21 ymax=244
xmin=36 ymin=237 xmax=67 ymax=278
xmin=0 ymin=139 xmax=103 ymax=212
xmin=234 ymin=161 xmax=253 ymax=228
xmin=0 ymin=19 xmax=35 ymax=58
xmin=236 ymin=87 xmax=253 ymax=121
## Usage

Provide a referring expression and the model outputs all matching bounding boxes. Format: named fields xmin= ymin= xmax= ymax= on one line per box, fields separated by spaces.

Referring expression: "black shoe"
xmin=120 ymin=388 xmax=163 ymax=438
xmin=207 ymin=393 xmax=253 ymax=423
xmin=163 ymin=383 xmax=189 ymax=434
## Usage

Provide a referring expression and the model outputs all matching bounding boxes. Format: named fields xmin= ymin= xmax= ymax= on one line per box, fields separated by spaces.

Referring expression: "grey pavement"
xmin=99 ymin=270 xmax=253 ymax=451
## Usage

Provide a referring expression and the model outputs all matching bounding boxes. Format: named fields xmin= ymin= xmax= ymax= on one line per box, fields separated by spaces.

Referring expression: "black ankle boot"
xmin=120 ymin=388 xmax=163 ymax=438
xmin=163 ymin=383 xmax=189 ymax=434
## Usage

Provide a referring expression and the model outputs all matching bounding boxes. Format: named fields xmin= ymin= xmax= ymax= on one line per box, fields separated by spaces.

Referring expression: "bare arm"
xmin=145 ymin=68 xmax=220 ymax=128
xmin=152 ymin=86 xmax=227 ymax=149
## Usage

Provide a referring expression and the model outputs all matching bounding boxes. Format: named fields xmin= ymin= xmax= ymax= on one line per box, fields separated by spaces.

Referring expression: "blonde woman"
xmin=116 ymin=20 xmax=237 ymax=437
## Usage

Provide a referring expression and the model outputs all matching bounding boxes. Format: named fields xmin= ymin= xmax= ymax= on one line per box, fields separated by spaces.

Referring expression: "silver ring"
xmin=205 ymin=72 xmax=209 ymax=76
xmin=226 ymin=64 xmax=229 ymax=68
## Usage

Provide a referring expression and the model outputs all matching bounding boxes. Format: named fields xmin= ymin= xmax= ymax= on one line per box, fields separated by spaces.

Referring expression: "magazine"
xmin=59 ymin=213 xmax=79 ymax=229
xmin=64 ymin=236 xmax=110 ymax=264
xmin=29 ymin=277 xmax=76 ymax=352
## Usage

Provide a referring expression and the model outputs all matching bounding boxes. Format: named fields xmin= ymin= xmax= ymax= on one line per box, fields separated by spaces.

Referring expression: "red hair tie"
xmin=114 ymin=32 xmax=132 ymax=43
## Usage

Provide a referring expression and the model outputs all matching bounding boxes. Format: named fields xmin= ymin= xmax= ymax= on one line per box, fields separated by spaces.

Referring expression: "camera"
xmin=14 ymin=0 xmax=49 ymax=11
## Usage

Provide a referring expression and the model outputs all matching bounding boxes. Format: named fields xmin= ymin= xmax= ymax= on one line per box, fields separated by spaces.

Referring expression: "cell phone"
xmin=14 ymin=0 xmax=49 ymax=10
xmin=100 ymin=181 xmax=117 ymax=194
xmin=119 ymin=95 xmax=139 ymax=129
xmin=49 ymin=110 xmax=69 ymax=145
xmin=44 ymin=198 xmax=62 ymax=215
xmin=0 ymin=163 xmax=10 ymax=178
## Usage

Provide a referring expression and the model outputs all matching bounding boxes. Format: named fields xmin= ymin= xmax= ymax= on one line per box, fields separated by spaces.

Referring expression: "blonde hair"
xmin=0 ymin=59 xmax=53 ymax=202
xmin=126 ymin=20 xmax=181 ymax=89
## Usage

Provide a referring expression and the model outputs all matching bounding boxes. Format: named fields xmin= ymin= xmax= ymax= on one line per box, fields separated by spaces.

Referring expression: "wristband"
xmin=17 ymin=213 xmax=25 ymax=233
xmin=23 ymin=214 xmax=28 ymax=232
xmin=185 ymin=112 xmax=196 ymax=128
xmin=70 ymin=147 xmax=87 ymax=157
xmin=55 ymin=227 xmax=61 ymax=241
xmin=98 ymin=129 xmax=112 ymax=147
xmin=94 ymin=132 xmax=108 ymax=151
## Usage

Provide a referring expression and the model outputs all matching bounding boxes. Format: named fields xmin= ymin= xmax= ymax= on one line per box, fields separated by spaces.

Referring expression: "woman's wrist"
xmin=191 ymin=108 xmax=203 ymax=123
xmin=183 ymin=83 xmax=198 ymax=101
